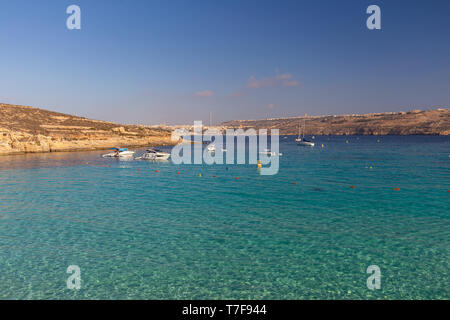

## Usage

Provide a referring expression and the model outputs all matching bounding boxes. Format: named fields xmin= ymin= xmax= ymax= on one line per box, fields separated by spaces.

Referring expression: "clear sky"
xmin=0 ymin=0 xmax=449 ymax=125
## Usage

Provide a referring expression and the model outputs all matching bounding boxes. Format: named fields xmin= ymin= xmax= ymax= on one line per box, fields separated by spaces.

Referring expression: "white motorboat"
xmin=102 ymin=148 xmax=135 ymax=158
xmin=296 ymin=118 xmax=315 ymax=147
xmin=135 ymin=148 xmax=171 ymax=161
xmin=259 ymin=149 xmax=283 ymax=156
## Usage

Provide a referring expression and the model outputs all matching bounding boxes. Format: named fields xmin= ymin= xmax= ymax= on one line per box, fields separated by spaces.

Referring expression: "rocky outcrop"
xmin=0 ymin=103 xmax=175 ymax=155
xmin=221 ymin=108 xmax=450 ymax=136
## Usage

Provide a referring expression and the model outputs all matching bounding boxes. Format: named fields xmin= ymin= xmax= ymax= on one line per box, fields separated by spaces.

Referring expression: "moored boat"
xmin=102 ymin=148 xmax=135 ymax=158
xmin=259 ymin=148 xmax=283 ymax=156
xmin=207 ymin=144 xmax=216 ymax=152
xmin=296 ymin=118 xmax=315 ymax=147
xmin=135 ymin=148 xmax=170 ymax=160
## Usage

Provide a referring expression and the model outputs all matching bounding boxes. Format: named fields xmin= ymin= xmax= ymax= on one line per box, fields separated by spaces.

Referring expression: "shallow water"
xmin=0 ymin=136 xmax=448 ymax=299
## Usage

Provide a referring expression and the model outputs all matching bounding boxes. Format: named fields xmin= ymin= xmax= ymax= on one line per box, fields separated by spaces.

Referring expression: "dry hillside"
xmin=0 ymin=103 xmax=174 ymax=155
xmin=222 ymin=109 xmax=450 ymax=136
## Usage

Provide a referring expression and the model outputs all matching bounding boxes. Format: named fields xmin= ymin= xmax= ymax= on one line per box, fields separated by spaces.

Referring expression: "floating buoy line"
xmin=52 ymin=159 xmax=447 ymax=193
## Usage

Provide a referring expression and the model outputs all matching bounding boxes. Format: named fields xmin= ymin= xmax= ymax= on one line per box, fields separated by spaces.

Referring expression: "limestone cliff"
xmin=222 ymin=108 xmax=450 ymax=136
xmin=0 ymin=103 xmax=174 ymax=155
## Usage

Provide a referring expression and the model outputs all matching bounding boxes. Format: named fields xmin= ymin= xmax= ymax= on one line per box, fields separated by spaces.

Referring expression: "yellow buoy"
xmin=321 ymin=144 xmax=324 ymax=148
xmin=199 ymin=173 xmax=202 ymax=177
xmin=257 ymin=160 xmax=262 ymax=169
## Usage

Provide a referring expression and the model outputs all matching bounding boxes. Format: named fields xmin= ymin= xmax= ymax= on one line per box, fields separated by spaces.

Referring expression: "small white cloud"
xmin=275 ymin=73 xmax=293 ymax=81
xmin=282 ymin=79 xmax=300 ymax=87
xmin=195 ymin=90 xmax=214 ymax=97
xmin=246 ymin=71 xmax=300 ymax=90
xmin=231 ymin=90 xmax=244 ymax=97
xmin=247 ymin=76 xmax=276 ymax=89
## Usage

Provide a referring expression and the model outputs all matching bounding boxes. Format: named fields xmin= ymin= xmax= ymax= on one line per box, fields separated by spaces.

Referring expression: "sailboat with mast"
xmin=206 ymin=111 xmax=216 ymax=152
xmin=296 ymin=116 xmax=315 ymax=146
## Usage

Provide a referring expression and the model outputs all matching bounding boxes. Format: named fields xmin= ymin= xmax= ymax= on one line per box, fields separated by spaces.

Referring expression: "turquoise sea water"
xmin=0 ymin=135 xmax=448 ymax=299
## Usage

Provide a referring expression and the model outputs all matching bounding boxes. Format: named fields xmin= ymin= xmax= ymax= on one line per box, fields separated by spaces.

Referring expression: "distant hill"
xmin=221 ymin=109 xmax=450 ymax=136
xmin=0 ymin=103 xmax=173 ymax=155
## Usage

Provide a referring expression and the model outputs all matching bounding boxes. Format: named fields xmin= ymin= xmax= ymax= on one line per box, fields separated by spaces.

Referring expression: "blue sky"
xmin=0 ymin=0 xmax=449 ymax=124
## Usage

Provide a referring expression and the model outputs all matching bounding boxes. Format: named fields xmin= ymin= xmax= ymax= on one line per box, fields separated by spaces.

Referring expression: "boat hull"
xmin=136 ymin=152 xmax=171 ymax=161
xmin=102 ymin=151 xmax=135 ymax=158
xmin=297 ymin=142 xmax=314 ymax=146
